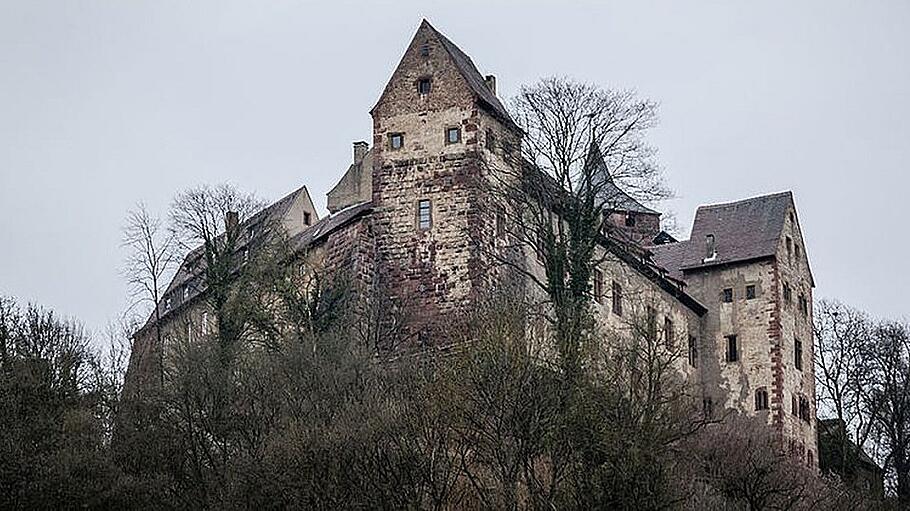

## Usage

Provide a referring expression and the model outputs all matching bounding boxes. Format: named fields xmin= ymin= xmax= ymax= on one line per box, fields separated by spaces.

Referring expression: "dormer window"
xmin=418 ymin=78 xmax=432 ymax=95
xmin=704 ymin=234 xmax=716 ymax=261
xmin=445 ymin=127 xmax=461 ymax=144
xmin=389 ymin=133 xmax=404 ymax=150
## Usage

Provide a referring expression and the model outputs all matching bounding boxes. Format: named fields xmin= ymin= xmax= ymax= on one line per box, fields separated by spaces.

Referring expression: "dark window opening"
xmin=418 ymin=78 xmax=431 ymax=95
xmin=798 ymin=396 xmax=811 ymax=422
xmin=446 ymin=127 xmax=461 ymax=144
xmin=725 ymin=335 xmax=739 ymax=362
xmin=792 ymin=395 xmax=798 ymax=416
xmin=303 ymin=212 xmax=312 ymax=226
xmin=593 ymin=269 xmax=604 ymax=304
xmin=794 ymin=243 xmax=801 ymax=260
xmin=389 ymin=133 xmax=404 ymax=150
xmin=647 ymin=306 xmax=657 ymax=341
xmin=746 ymin=285 xmax=756 ymax=300
xmin=798 ymin=295 xmax=808 ymax=316
xmin=783 ymin=282 xmax=792 ymax=303
xmin=688 ymin=336 xmax=698 ymax=367
xmin=755 ymin=388 xmax=770 ymax=411
xmin=786 ymin=236 xmax=793 ymax=260
xmin=625 ymin=214 xmax=636 ymax=227
xmin=703 ymin=397 xmax=714 ymax=419
xmin=723 ymin=288 xmax=733 ymax=303
xmin=495 ymin=206 xmax=506 ymax=238
xmin=417 ymin=200 xmax=432 ymax=231
xmin=705 ymin=234 xmax=716 ymax=259
xmin=795 ymin=338 xmax=803 ymax=371
xmin=420 ymin=43 xmax=430 ymax=56
xmin=664 ymin=317 xmax=674 ymax=348
xmin=612 ymin=281 xmax=623 ymax=316
xmin=486 ymin=129 xmax=497 ymax=151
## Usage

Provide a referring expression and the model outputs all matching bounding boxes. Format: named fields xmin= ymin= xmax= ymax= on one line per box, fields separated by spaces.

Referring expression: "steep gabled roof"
xmin=423 ymin=21 xmax=516 ymax=128
xmin=372 ymin=20 xmax=518 ymax=129
xmin=680 ymin=191 xmax=793 ymax=271
xmin=584 ymin=142 xmax=658 ymax=215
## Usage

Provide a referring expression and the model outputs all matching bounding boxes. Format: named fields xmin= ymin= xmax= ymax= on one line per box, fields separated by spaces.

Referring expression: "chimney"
xmin=484 ymin=75 xmax=496 ymax=96
xmin=225 ymin=210 xmax=239 ymax=237
xmin=353 ymin=141 xmax=369 ymax=165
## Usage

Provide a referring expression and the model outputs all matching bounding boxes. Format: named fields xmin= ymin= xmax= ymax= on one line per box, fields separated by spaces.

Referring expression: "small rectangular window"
xmin=783 ymin=282 xmax=792 ymax=303
xmin=725 ymin=335 xmax=739 ymax=362
xmin=786 ymin=236 xmax=793 ymax=260
xmin=418 ymin=78 xmax=431 ymax=95
xmin=664 ymin=317 xmax=674 ymax=348
xmin=446 ymin=127 xmax=461 ymax=144
xmin=795 ymin=338 xmax=803 ymax=371
xmin=625 ymin=214 xmax=636 ymax=227
xmin=303 ymin=212 xmax=312 ymax=226
xmin=389 ymin=133 xmax=404 ymax=150
xmin=792 ymin=395 xmax=798 ymax=416
xmin=688 ymin=336 xmax=698 ymax=367
xmin=746 ymin=285 xmax=756 ymax=300
xmin=593 ymin=269 xmax=604 ymax=304
xmin=417 ymin=199 xmax=432 ymax=231
xmin=612 ymin=281 xmax=623 ymax=316
xmin=722 ymin=288 xmax=733 ymax=303
xmin=794 ymin=243 xmax=801 ymax=260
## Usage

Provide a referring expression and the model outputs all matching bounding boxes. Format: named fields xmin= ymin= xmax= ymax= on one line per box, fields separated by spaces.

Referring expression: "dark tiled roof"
xmin=584 ymin=142 xmax=658 ymax=215
xmin=649 ymin=240 xmax=690 ymax=281
xmin=290 ymin=201 xmax=372 ymax=250
xmin=423 ymin=20 xmax=517 ymax=129
xmin=679 ymin=191 xmax=793 ymax=271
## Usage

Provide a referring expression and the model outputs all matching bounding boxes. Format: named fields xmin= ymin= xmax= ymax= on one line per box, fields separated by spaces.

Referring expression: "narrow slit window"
xmin=725 ymin=335 xmax=739 ymax=363
xmin=647 ymin=306 xmax=657 ymax=341
xmin=303 ymin=212 xmax=312 ymax=226
xmin=417 ymin=200 xmax=432 ymax=231
xmin=612 ymin=281 xmax=623 ymax=316
xmin=664 ymin=317 xmax=674 ymax=348
xmin=593 ymin=269 xmax=604 ymax=304
xmin=795 ymin=338 xmax=803 ymax=371
xmin=688 ymin=336 xmax=698 ymax=367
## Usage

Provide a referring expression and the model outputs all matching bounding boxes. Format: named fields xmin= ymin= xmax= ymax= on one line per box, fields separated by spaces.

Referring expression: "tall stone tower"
xmin=369 ymin=20 xmax=521 ymax=340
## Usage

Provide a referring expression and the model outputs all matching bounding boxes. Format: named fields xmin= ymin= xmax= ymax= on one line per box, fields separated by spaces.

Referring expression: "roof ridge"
xmin=696 ymin=190 xmax=793 ymax=210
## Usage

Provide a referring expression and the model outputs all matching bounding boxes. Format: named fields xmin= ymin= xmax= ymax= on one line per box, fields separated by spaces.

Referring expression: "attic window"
xmin=418 ymin=78 xmax=432 ymax=95
xmin=625 ymin=214 xmax=636 ymax=227
xmin=304 ymin=212 xmax=312 ymax=226
xmin=704 ymin=234 xmax=716 ymax=261
xmin=389 ymin=133 xmax=404 ymax=150
xmin=420 ymin=43 xmax=430 ymax=56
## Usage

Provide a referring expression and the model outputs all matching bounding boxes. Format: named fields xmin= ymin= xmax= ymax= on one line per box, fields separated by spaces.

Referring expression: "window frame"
xmin=417 ymin=199 xmax=433 ymax=231
xmin=722 ymin=288 xmax=734 ymax=303
xmin=755 ymin=388 xmax=770 ymax=411
xmin=417 ymin=77 xmax=432 ymax=95
xmin=445 ymin=126 xmax=461 ymax=144
xmin=389 ymin=133 xmax=404 ymax=151
xmin=795 ymin=338 xmax=803 ymax=371
xmin=593 ymin=269 xmax=604 ymax=304
xmin=725 ymin=334 xmax=739 ymax=363
xmin=746 ymin=284 xmax=756 ymax=300
xmin=688 ymin=335 xmax=698 ymax=367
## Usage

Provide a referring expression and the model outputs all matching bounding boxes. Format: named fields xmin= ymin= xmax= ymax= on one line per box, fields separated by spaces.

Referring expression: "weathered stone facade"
xmin=128 ymin=19 xmax=818 ymax=469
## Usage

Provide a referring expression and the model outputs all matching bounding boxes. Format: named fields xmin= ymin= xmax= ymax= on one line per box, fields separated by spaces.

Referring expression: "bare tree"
xmin=813 ymin=300 xmax=878 ymax=479
xmin=122 ymin=203 xmax=178 ymax=385
xmin=486 ymin=77 xmax=668 ymax=380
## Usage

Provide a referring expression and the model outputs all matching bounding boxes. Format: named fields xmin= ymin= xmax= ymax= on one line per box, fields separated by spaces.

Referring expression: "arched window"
xmin=755 ymin=388 xmax=769 ymax=411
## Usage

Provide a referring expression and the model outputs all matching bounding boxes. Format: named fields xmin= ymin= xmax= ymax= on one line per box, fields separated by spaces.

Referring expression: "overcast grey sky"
xmin=1 ymin=1 xmax=908 ymax=336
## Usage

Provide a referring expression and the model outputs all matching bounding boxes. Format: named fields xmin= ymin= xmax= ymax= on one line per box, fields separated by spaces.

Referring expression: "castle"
xmin=129 ymin=20 xmax=817 ymax=466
